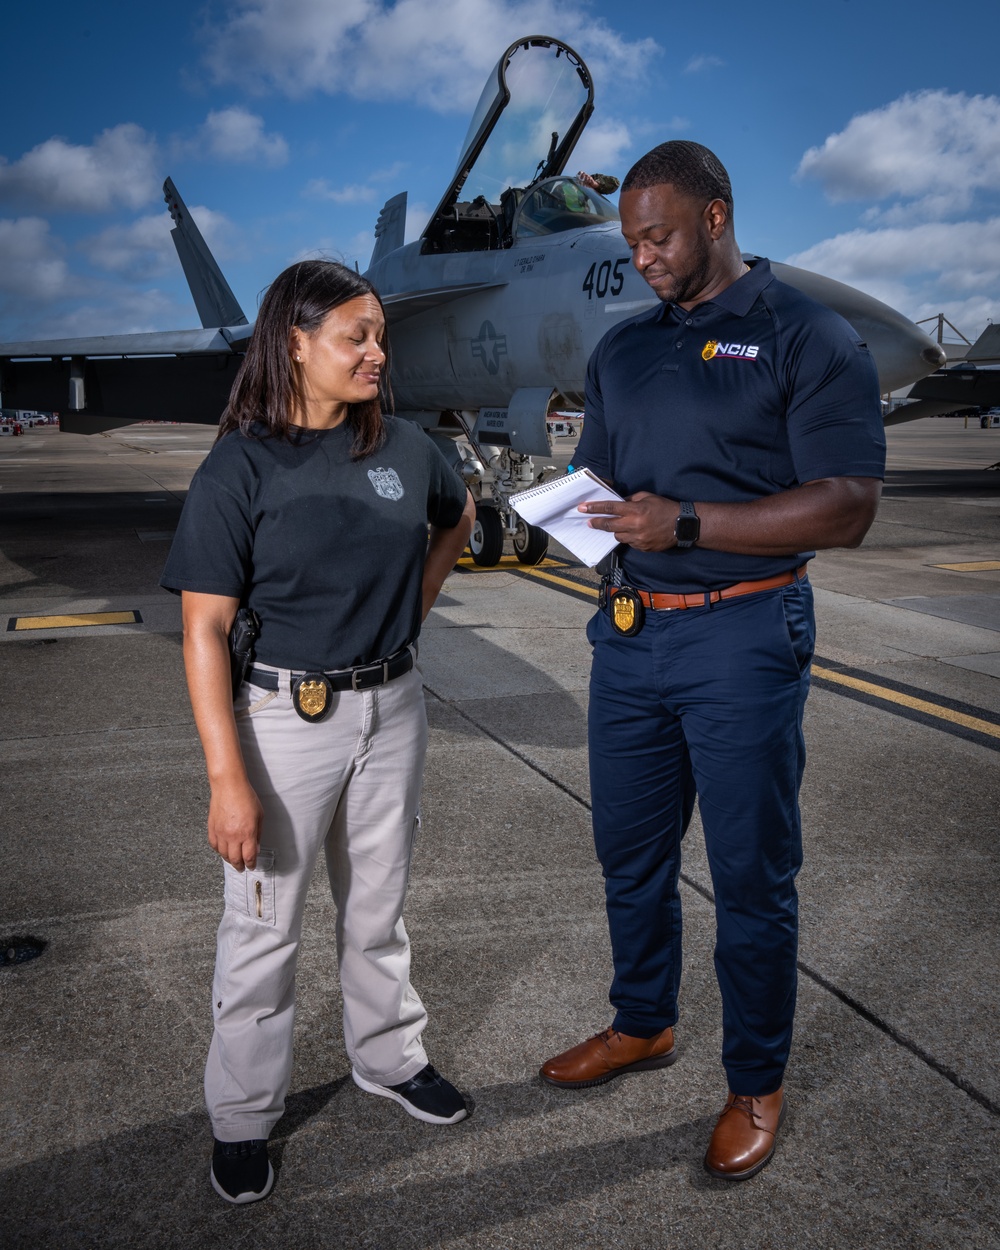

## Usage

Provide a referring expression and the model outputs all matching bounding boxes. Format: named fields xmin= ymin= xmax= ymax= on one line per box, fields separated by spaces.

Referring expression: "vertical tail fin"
xmin=163 ymin=178 xmax=248 ymax=328
xmin=369 ymin=192 xmax=408 ymax=269
xmin=965 ymin=323 xmax=1000 ymax=362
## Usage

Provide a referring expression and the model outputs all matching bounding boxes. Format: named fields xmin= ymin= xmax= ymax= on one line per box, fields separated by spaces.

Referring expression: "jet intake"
xmin=472 ymin=387 xmax=554 ymax=457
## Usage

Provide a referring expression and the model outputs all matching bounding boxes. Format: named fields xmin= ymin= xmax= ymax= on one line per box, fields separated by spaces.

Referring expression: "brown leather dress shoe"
xmin=539 ymin=1025 xmax=676 ymax=1089
xmin=703 ymin=1088 xmax=786 ymax=1181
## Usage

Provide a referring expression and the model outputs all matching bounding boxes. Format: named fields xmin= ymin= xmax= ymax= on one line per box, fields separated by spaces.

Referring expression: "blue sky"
xmin=3 ymin=0 xmax=998 ymax=345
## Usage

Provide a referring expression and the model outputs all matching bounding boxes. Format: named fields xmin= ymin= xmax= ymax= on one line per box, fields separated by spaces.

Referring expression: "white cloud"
xmin=797 ymin=90 xmax=1000 ymax=215
xmin=572 ymin=120 xmax=632 ymax=177
xmin=684 ymin=55 xmax=723 ymax=74
xmin=201 ymin=0 xmax=658 ymax=112
xmin=0 ymin=221 xmax=202 ymax=340
xmin=303 ymin=162 xmax=411 ymax=210
xmin=791 ymin=90 xmax=1000 ymax=334
xmin=79 ymin=207 xmax=234 ymax=280
xmin=786 ymin=219 xmax=1000 ymax=329
xmin=371 ymin=162 xmax=408 ymax=184
xmin=304 ymin=179 xmax=377 ymax=205
xmin=0 ymin=125 xmax=160 ymax=213
xmin=0 ymin=218 xmax=72 ymax=301
xmin=193 ymin=107 xmax=289 ymax=166
xmin=404 ymin=201 xmax=430 ymax=243
xmin=23 ymin=288 xmax=196 ymax=339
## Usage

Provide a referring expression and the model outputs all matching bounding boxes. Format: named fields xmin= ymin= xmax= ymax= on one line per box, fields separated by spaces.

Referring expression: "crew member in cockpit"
xmin=577 ymin=171 xmax=620 ymax=196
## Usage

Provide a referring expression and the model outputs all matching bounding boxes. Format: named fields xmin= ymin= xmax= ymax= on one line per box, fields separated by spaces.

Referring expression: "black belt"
xmin=248 ymin=646 xmax=414 ymax=695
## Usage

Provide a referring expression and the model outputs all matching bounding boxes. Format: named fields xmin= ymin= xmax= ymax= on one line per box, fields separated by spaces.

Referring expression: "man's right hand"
xmin=207 ymin=778 xmax=264 ymax=871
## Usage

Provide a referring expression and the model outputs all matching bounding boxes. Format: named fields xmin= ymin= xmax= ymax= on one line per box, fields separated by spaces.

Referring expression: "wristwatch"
xmin=674 ymin=501 xmax=700 ymax=548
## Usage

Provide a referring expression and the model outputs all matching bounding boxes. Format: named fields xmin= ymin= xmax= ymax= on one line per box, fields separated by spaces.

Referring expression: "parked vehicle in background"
xmin=547 ymin=412 xmax=583 ymax=438
xmin=980 ymin=409 xmax=1000 ymax=428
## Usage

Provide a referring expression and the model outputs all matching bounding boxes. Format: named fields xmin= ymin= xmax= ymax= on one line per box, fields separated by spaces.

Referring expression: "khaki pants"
xmin=205 ymin=664 xmax=429 ymax=1142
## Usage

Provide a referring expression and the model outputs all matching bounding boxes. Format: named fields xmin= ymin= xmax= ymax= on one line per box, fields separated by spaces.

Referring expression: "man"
xmin=539 ymin=141 xmax=885 ymax=1180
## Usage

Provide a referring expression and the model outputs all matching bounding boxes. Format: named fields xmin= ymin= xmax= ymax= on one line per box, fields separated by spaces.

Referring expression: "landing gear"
xmin=512 ymin=518 xmax=548 ymax=565
xmin=469 ymin=503 xmax=504 ymax=567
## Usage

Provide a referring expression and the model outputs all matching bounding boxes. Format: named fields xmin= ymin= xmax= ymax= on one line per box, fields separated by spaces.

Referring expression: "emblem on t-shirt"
xmin=702 ymin=339 xmax=759 ymax=361
xmin=367 ymin=467 xmax=405 ymax=500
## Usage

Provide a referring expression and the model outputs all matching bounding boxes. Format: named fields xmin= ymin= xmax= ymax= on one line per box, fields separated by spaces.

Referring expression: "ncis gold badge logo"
xmin=297 ymin=680 xmax=327 ymax=716
xmin=292 ymin=673 xmax=334 ymax=722
xmin=614 ymin=595 xmax=635 ymax=632
xmin=702 ymin=339 xmax=760 ymax=361
xmin=610 ymin=587 xmax=645 ymax=636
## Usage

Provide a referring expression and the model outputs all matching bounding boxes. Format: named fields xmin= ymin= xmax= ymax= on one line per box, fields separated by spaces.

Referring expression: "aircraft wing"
xmin=382 ymin=281 xmax=508 ymax=323
xmin=896 ymin=362 xmax=1000 ymax=423
xmin=883 ymin=397 xmax=984 ymax=425
xmin=0 ymin=177 xmax=254 ymax=429
xmin=0 ymin=321 xmax=250 ymax=430
xmin=0 ymin=326 xmax=250 ymax=359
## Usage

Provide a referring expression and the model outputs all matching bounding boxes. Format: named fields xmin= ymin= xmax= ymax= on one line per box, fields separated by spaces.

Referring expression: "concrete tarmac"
xmin=1 ymin=419 xmax=998 ymax=1248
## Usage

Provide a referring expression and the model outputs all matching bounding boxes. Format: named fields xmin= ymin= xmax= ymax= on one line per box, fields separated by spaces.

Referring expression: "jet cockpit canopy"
xmin=512 ymin=176 xmax=619 ymax=238
xmin=421 ymin=35 xmax=596 ymax=254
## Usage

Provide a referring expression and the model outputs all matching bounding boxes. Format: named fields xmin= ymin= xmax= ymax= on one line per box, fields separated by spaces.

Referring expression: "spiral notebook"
xmin=509 ymin=468 xmax=623 ymax=566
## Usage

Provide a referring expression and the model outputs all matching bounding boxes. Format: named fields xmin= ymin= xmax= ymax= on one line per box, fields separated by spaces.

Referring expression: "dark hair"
xmin=621 ymin=140 xmax=733 ymax=216
xmin=219 ymin=259 xmax=391 ymax=458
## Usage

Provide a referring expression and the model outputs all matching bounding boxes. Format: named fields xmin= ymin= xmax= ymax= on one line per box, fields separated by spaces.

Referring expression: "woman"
xmin=161 ymin=260 xmax=475 ymax=1205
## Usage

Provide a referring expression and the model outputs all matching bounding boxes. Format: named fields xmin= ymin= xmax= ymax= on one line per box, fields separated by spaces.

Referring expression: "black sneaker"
xmin=352 ymin=1063 xmax=469 ymax=1124
xmin=210 ymin=1138 xmax=274 ymax=1204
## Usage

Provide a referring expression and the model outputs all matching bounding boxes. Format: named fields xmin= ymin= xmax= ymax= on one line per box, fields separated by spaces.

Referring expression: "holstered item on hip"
xmin=599 ymin=550 xmax=645 ymax=636
xmin=228 ymin=607 xmax=261 ymax=698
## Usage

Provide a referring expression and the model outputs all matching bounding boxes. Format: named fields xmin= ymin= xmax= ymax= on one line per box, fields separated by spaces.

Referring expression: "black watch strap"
xmin=674 ymin=500 xmax=700 ymax=548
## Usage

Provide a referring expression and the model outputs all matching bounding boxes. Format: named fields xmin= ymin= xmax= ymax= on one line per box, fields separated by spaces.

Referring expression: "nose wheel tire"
xmin=469 ymin=504 xmax=505 ymax=567
xmin=513 ymin=518 xmax=548 ymax=565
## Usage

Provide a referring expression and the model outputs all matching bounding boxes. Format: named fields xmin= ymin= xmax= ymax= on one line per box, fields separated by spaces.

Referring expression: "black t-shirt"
xmin=578 ymin=258 xmax=886 ymax=591
xmin=161 ymin=416 xmax=467 ymax=670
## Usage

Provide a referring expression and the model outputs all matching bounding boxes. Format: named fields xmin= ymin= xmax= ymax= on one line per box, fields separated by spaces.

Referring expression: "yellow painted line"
xmin=520 ymin=565 xmax=600 ymax=596
xmin=457 ymin=555 xmax=562 ymax=570
xmin=457 ymin=556 xmax=1000 ymax=741
xmin=456 ymin=554 xmax=599 ymax=596
xmin=812 ymin=664 xmax=1000 ymax=739
xmin=10 ymin=611 xmax=139 ymax=631
xmin=933 ymin=561 xmax=1000 ymax=572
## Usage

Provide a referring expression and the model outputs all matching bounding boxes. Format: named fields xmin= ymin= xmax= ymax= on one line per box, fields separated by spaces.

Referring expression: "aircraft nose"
xmin=923 ymin=342 xmax=947 ymax=369
xmin=767 ymin=260 xmax=950 ymax=393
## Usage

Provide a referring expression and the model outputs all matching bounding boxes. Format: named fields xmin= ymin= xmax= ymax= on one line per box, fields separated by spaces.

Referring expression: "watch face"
xmin=675 ymin=515 xmax=700 ymax=543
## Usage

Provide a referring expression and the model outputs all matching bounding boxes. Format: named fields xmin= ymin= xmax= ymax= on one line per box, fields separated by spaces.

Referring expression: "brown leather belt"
xmin=612 ymin=565 xmax=808 ymax=612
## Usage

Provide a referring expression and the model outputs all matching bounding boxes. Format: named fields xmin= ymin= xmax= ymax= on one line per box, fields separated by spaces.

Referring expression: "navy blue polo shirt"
xmin=577 ymin=257 xmax=885 ymax=591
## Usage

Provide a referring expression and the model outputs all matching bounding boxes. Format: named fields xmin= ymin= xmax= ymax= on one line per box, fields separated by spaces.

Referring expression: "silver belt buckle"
xmin=351 ymin=659 xmax=388 ymax=692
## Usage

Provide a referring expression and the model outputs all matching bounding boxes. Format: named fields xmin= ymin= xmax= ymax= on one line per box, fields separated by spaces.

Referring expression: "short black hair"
xmin=621 ymin=141 xmax=733 ymax=214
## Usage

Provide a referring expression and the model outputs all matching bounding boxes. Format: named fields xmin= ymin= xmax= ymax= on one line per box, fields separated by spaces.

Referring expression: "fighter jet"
xmin=891 ymin=324 xmax=1000 ymax=424
xmin=0 ymin=34 xmax=946 ymax=567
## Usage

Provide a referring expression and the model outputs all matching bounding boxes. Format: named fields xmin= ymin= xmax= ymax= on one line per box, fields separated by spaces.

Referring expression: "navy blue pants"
xmin=587 ymin=577 xmax=814 ymax=1096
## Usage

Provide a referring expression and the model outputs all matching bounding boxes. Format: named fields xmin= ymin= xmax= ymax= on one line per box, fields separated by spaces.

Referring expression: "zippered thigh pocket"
xmin=224 ymin=848 xmax=275 ymax=924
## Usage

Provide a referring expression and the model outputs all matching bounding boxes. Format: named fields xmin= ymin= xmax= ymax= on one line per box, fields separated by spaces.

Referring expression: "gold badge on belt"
xmin=610 ymin=587 xmax=645 ymax=636
xmin=292 ymin=673 xmax=334 ymax=722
